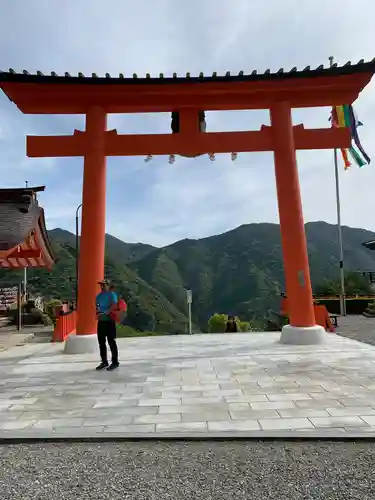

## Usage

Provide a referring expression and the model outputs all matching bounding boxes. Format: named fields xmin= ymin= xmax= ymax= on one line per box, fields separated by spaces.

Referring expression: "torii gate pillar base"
xmin=280 ymin=325 xmax=326 ymax=345
xmin=64 ymin=334 xmax=98 ymax=355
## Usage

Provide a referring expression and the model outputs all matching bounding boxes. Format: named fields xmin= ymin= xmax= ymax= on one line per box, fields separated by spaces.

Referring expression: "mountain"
xmin=49 ymin=228 xmax=155 ymax=264
xmin=1 ymin=222 xmax=375 ymax=331
xmin=0 ymin=233 xmax=190 ymax=333
xmin=129 ymin=222 xmax=375 ymax=327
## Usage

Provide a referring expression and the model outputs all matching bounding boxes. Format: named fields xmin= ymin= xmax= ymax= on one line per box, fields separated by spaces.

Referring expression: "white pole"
xmin=329 ymin=56 xmax=346 ymax=316
xmin=24 ymin=180 xmax=28 ymax=299
xmin=188 ymin=302 xmax=192 ymax=335
xmin=186 ymin=289 xmax=192 ymax=335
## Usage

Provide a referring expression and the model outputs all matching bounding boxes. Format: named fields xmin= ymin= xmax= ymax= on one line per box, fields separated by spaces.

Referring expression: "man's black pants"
xmin=97 ymin=319 xmax=118 ymax=365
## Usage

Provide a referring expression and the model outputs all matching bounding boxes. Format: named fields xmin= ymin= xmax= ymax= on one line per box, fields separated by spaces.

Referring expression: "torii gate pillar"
xmin=65 ymin=107 xmax=107 ymax=354
xmin=271 ymin=102 xmax=324 ymax=344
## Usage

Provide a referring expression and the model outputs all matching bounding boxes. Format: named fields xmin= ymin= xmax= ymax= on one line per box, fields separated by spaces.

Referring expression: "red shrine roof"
xmin=0 ymin=59 xmax=374 ymax=114
xmin=0 ymin=186 xmax=56 ymax=270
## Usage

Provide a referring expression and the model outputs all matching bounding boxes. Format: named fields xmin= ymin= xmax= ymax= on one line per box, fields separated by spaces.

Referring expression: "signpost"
xmin=0 ymin=286 xmax=18 ymax=312
xmin=186 ymin=289 xmax=192 ymax=335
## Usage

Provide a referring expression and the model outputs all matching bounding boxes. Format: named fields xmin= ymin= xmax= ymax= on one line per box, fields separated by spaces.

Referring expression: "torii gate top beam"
xmin=0 ymin=59 xmax=374 ymax=114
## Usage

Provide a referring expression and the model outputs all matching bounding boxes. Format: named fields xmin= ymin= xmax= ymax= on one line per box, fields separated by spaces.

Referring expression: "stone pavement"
xmin=1 ymin=332 xmax=375 ymax=438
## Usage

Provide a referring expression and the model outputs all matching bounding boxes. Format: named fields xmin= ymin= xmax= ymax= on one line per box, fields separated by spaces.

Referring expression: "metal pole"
xmin=188 ymin=302 xmax=192 ymax=335
xmin=24 ymin=180 xmax=28 ymax=298
xmin=17 ymin=282 xmax=22 ymax=331
xmin=186 ymin=289 xmax=192 ymax=335
xmin=75 ymin=203 xmax=82 ymax=306
xmin=329 ymin=56 xmax=346 ymax=316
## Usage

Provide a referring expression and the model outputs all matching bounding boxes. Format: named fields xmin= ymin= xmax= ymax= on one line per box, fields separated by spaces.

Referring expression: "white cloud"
xmin=0 ymin=0 xmax=375 ymax=246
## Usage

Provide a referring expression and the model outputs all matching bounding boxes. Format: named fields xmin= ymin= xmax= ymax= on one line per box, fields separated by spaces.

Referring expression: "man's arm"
xmin=103 ymin=292 xmax=118 ymax=315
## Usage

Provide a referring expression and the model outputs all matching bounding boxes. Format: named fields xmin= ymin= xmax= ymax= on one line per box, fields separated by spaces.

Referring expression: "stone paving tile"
xmin=159 ymin=403 xmax=227 ymax=414
xmin=82 ymin=416 xmax=133 ymax=426
xmin=278 ymin=409 xmax=331 ymax=418
xmin=250 ymin=401 xmax=297 ymax=410
xmin=359 ymin=416 xmax=375 ymax=426
xmin=156 ymin=422 xmax=207 ymax=432
xmin=310 ymin=416 xmax=368 ymax=428
xmin=225 ymin=395 xmax=268 ymax=403
xmin=230 ymin=409 xmax=280 ymax=420
xmin=295 ymin=399 xmax=344 ymax=409
xmin=338 ymin=397 xmax=375 ymax=406
xmin=227 ymin=403 xmax=251 ymax=411
xmin=94 ymin=398 xmax=140 ymax=409
xmin=33 ymin=418 xmax=85 ymax=429
xmin=208 ymin=420 xmax=260 ymax=432
xmin=133 ymin=414 xmax=182 ymax=424
xmin=267 ymin=393 xmax=312 ymax=401
xmin=326 ymin=406 xmax=375 ymax=416
xmin=161 ymin=390 xmax=202 ymax=398
xmin=182 ymin=396 xmax=224 ymax=404
xmin=103 ymin=424 xmax=156 ymax=433
xmin=2 ymin=332 xmax=375 ymax=436
xmin=138 ymin=398 xmax=181 ymax=406
xmin=181 ymin=412 xmax=230 ymax=422
xmin=259 ymin=418 xmax=314 ymax=431
xmin=1 ymin=420 xmax=36 ymax=430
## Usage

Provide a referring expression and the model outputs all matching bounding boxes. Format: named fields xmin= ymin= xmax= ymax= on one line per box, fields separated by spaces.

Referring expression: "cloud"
xmin=0 ymin=0 xmax=375 ymax=247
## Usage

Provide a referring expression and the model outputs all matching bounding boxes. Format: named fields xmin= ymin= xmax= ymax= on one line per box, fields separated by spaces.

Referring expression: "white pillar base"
xmin=64 ymin=334 xmax=98 ymax=354
xmin=280 ymin=324 xmax=326 ymax=345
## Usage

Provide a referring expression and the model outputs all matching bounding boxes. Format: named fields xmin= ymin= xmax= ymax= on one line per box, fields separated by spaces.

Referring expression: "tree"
xmin=315 ymin=271 xmax=373 ymax=296
xmin=207 ymin=313 xmax=250 ymax=333
xmin=208 ymin=313 xmax=227 ymax=333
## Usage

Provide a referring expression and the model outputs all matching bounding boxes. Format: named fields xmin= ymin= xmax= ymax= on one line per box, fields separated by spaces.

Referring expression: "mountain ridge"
xmin=1 ymin=221 xmax=374 ymax=332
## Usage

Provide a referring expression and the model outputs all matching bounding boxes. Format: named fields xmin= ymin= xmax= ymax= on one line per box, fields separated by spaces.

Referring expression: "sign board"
xmin=186 ymin=289 xmax=192 ymax=304
xmin=0 ymin=286 xmax=18 ymax=311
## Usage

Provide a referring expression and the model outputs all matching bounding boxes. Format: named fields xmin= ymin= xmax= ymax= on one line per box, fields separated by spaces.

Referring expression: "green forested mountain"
xmin=129 ymin=222 xmax=375 ymax=327
xmin=1 ymin=221 xmax=375 ymax=331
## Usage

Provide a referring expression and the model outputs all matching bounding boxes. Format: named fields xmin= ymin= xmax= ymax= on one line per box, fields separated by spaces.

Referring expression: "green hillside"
xmin=1 ymin=221 xmax=374 ymax=331
xmin=129 ymin=222 xmax=375 ymax=327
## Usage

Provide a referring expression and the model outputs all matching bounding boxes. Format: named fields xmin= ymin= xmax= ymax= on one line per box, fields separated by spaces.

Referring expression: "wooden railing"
xmin=52 ymin=310 xmax=76 ymax=342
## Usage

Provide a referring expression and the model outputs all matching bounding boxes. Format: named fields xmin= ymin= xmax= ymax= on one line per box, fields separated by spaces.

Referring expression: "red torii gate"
xmin=0 ymin=60 xmax=374 ymax=350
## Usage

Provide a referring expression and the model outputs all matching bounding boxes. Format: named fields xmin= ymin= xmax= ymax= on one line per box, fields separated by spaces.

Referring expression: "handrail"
xmin=52 ymin=310 xmax=76 ymax=342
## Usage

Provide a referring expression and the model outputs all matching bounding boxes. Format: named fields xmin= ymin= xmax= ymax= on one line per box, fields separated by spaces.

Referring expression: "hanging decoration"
xmin=208 ymin=153 xmax=216 ymax=161
xmin=144 ymin=154 xmax=153 ymax=163
xmin=168 ymin=154 xmax=176 ymax=164
xmin=330 ymin=104 xmax=371 ymax=170
xmin=231 ymin=152 xmax=238 ymax=162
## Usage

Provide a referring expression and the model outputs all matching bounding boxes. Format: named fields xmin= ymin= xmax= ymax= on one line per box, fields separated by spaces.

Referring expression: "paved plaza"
xmin=1 ymin=332 xmax=375 ymax=438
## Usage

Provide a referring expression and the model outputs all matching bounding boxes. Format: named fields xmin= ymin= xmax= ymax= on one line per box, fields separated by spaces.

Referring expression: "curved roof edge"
xmin=1 ymin=59 xmax=375 ymax=85
xmin=0 ymin=186 xmax=57 ymax=269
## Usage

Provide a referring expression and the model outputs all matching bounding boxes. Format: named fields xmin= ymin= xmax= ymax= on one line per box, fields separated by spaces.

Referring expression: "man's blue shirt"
xmin=96 ymin=291 xmax=118 ymax=313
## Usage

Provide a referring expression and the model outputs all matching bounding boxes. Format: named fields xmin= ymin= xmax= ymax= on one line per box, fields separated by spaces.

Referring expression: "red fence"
xmin=52 ymin=310 xmax=77 ymax=342
xmin=281 ymin=297 xmax=335 ymax=332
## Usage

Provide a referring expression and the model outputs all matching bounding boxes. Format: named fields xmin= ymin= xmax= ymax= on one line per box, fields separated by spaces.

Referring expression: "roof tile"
xmin=0 ymin=59 xmax=374 ymax=85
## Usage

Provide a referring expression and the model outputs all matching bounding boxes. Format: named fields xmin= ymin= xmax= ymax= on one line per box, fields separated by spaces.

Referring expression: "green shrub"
xmin=208 ymin=313 xmax=227 ymax=333
xmin=45 ymin=299 xmax=63 ymax=324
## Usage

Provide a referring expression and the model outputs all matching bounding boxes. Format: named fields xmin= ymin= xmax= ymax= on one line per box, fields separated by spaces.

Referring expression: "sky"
xmin=0 ymin=0 xmax=374 ymax=247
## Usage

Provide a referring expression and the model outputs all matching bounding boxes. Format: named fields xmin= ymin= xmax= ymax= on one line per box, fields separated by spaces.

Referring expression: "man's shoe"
xmin=107 ymin=363 xmax=119 ymax=371
xmin=96 ymin=362 xmax=109 ymax=371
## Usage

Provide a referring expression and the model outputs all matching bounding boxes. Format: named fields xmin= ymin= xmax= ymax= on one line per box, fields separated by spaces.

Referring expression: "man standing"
xmin=95 ymin=279 xmax=119 ymax=371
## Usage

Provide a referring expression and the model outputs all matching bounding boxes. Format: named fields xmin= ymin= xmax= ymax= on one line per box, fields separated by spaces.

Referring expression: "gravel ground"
xmin=337 ymin=315 xmax=375 ymax=346
xmin=0 ymin=440 xmax=374 ymax=499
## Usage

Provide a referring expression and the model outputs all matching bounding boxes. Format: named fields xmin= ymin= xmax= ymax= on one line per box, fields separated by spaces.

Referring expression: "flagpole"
xmin=329 ymin=56 xmax=346 ymax=316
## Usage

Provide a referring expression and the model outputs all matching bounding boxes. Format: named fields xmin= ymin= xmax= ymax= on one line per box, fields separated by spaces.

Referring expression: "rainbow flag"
xmin=331 ymin=104 xmax=370 ymax=170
